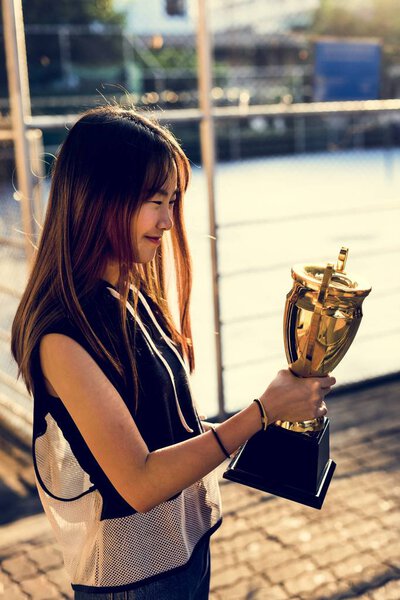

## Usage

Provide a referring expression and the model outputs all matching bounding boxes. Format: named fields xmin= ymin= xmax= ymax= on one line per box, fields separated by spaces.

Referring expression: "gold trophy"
xmin=224 ymin=247 xmax=371 ymax=508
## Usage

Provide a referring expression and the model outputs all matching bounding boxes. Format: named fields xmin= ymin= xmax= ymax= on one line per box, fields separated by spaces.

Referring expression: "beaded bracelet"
xmin=253 ymin=398 xmax=269 ymax=431
xmin=210 ymin=425 xmax=231 ymax=459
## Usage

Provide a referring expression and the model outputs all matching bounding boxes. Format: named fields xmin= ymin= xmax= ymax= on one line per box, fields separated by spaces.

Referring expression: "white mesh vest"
xmin=32 ymin=284 xmax=222 ymax=592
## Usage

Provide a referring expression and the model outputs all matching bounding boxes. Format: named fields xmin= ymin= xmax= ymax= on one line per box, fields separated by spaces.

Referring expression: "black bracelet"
xmin=253 ymin=398 xmax=269 ymax=431
xmin=253 ymin=398 xmax=264 ymax=419
xmin=210 ymin=425 xmax=231 ymax=459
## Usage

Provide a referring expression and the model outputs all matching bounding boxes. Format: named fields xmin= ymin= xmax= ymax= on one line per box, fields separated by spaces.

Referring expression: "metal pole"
xmin=58 ymin=27 xmax=73 ymax=88
xmin=2 ymin=0 xmax=34 ymax=263
xmin=196 ymin=0 xmax=225 ymax=419
xmin=28 ymin=128 xmax=45 ymax=227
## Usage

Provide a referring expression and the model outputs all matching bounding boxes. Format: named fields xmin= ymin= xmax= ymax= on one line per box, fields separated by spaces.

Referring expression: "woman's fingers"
xmin=309 ymin=380 xmax=331 ymax=418
xmin=316 ymin=401 xmax=328 ymax=417
xmin=260 ymin=369 xmax=336 ymax=423
xmin=320 ymin=376 xmax=336 ymax=389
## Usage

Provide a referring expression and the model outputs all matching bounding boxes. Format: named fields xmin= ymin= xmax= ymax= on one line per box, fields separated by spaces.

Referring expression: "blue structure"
xmin=314 ymin=39 xmax=381 ymax=101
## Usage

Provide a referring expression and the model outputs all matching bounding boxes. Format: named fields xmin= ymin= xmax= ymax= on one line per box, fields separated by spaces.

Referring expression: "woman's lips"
xmin=145 ymin=236 xmax=162 ymax=245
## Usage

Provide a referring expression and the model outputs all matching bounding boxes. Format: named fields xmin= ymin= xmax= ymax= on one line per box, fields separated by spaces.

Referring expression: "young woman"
xmin=11 ymin=106 xmax=335 ymax=599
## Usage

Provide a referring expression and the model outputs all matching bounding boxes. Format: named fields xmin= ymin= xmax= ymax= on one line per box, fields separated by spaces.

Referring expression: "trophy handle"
xmin=304 ymin=263 xmax=334 ymax=375
xmin=280 ymin=263 xmax=334 ymax=433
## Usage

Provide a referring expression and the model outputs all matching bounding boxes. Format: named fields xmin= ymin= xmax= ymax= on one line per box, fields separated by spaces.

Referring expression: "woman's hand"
xmin=259 ymin=369 xmax=336 ymax=424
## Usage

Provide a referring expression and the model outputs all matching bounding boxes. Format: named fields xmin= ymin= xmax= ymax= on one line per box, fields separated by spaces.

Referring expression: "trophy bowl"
xmin=224 ymin=247 xmax=372 ymax=509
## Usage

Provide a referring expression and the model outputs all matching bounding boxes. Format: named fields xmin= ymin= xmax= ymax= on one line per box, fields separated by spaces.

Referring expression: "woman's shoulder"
xmin=39 ymin=281 xmax=117 ymax=343
xmin=40 ymin=311 xmax=79 ymax=339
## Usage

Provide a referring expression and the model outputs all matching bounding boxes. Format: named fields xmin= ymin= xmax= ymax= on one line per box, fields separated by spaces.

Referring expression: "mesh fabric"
xmin=35 ymin=415 xmax=222 ymax=589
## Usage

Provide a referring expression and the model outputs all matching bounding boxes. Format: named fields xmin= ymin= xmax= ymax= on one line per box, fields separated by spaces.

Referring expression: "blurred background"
xmin=0 ymin=0 xmax=399 ymax=430
xmin=1 ymin=4 xmax=400 ymax=600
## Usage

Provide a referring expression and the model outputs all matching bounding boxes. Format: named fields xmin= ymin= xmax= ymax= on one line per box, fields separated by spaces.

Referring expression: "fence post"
xmin=2 ymin=0 xmax=34 ymax=265
xmin=28 ymin=128 xmax=45 ymax=229
xmin=196 ymin=0 xmax=225 ymax=419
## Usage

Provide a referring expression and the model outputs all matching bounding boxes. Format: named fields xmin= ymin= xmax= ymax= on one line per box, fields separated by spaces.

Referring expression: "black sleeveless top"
xmin=32 ymin=280 xmax=204 ymax=520
xmin=30 ymin=280 xmax=222 ymax=592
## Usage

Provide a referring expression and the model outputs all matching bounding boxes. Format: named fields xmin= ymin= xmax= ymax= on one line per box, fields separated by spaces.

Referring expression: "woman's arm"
xmin=200 ymin=421 xmax=215 ymax=431
xmin=40 ymin=333 xmax=334 ymax=513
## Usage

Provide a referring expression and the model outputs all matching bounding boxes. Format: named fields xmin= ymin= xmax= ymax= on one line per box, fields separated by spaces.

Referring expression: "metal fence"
xmin=187 ymin=104 xmax=400 ymax=417
xmin=1 ymin=0 xmax=400 ymax=427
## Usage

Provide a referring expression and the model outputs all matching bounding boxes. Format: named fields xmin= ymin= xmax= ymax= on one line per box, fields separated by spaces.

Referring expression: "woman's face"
xmin=133 ymin=166 xmax=178 ymax=264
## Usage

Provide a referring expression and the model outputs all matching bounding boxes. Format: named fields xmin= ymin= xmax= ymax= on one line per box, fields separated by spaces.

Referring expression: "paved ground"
xmin=0 ymin=378 xmax=399 ymax=600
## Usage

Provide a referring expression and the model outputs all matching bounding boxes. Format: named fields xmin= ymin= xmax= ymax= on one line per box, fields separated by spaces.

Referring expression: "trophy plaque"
xmin=223 ymin=247 xmax=371 ymax=509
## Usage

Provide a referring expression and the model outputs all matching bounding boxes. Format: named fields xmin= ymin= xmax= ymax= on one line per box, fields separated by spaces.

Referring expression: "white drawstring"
xmin=131 ymin=286 xmax=205 ymax=430
xmin=107 ymin=286 xmax=194 ymax=433
xmin=131 ymin=286 xmax=190 ymax=376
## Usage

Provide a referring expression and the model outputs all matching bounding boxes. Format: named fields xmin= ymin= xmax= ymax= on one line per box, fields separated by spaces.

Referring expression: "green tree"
xmin=22 ymin=0 xmax=124 ymax=26
xmin=22 ymin=0 xmax=126 ymax=97
xmin=313 ymin=0 xmax=400 ymax=44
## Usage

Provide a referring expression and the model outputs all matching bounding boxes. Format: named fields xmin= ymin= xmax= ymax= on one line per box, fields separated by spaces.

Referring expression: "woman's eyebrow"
xmin=157 ymin=188 xmax=179 ymax=197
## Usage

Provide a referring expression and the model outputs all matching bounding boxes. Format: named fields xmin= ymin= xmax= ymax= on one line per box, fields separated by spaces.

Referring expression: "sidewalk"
xmin=1 ymin=378 xmax=399 ymax=600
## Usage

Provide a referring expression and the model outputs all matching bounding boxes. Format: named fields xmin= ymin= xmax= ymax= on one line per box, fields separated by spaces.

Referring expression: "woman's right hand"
xmin=259 ymin=369 xmax=336 ymax=424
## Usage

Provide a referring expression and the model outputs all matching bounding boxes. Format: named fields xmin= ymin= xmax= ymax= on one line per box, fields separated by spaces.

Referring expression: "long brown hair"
xmin=11 ymin=105 xmax=194 ymax=406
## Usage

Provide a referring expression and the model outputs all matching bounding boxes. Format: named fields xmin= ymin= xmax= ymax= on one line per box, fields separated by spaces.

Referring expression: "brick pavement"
xmin=1 ymin=378 xmax=399 ymax=600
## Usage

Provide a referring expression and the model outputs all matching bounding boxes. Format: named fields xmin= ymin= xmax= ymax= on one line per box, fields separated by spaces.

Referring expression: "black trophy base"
xmin=223 ymin=418 xmax=336 ymax=509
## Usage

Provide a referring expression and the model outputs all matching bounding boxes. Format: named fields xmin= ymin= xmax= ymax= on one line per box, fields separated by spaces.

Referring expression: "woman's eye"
xmin=147 ymin=196 xmax=176 ymax=206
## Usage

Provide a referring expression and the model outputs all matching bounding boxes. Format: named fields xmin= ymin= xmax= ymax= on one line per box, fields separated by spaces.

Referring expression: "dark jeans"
xmin=74 ymin=535 xmax=211 ymax=600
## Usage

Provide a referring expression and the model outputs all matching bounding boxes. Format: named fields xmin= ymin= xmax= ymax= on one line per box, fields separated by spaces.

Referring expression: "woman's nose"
xmin=158 ymin=206 xmax=173 ymax=230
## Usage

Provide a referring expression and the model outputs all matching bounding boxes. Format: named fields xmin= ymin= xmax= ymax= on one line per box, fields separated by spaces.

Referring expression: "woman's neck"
xmin=101 ymin=260 xmax=119 ymax=287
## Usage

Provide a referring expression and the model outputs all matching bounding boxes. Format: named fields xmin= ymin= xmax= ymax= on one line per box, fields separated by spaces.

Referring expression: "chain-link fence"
xmin=1 ymin=0 xmax=399 ymax=421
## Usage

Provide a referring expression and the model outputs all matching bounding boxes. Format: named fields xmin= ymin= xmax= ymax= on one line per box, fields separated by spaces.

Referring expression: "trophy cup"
xmin=223 ymin=247 xmax=371 ymax=509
